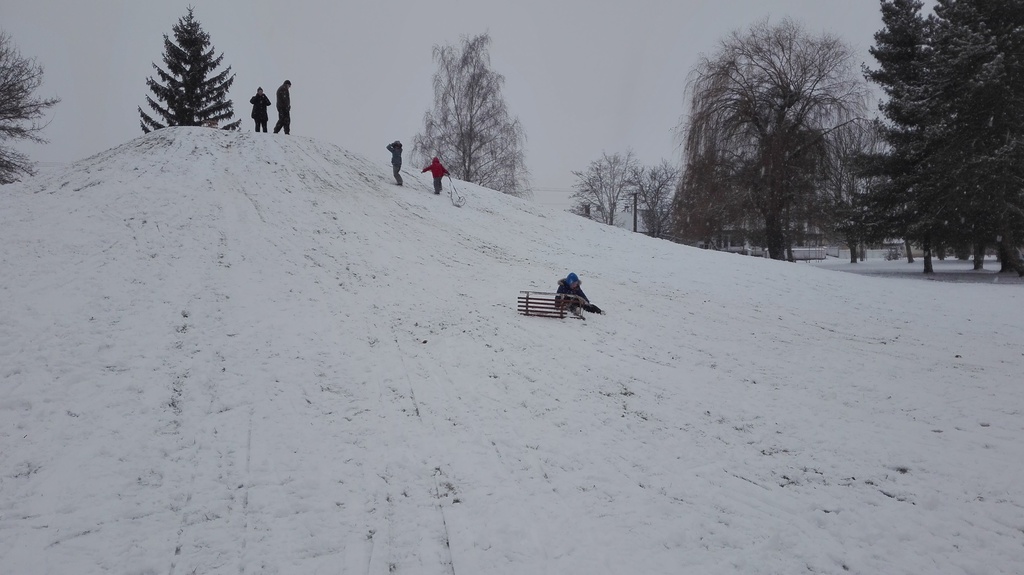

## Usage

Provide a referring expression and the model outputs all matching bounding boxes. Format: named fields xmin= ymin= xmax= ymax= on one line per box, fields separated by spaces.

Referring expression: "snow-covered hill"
xmin=1 ymin=127 xmax=1022 ymax=574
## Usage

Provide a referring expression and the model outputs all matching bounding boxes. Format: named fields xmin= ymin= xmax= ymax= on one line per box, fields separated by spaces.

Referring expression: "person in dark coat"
xmin=386 ymin=141 xmax=403 ymax=185
xmin=273 ymin=80 xmax=292 ymax=135
xmin=249 ymin=87 xmax=272 ymax=132
xmin=556 ymin=272 xmax=603 ymax=314
xmin=421 ymin=157 xmax=449 ymax=194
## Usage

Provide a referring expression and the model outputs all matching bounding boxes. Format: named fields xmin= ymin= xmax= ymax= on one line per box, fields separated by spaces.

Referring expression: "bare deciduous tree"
xmin=672 ymin=146 xmax=750 ymax=248
xmin=678 ymin=18 xmax=869 ymax=259
xmin=571 ymin=151 xmax=638 ymax=226
xmin=0 ymin=30 xmax=60 ymax=185
xmin=412 ymin=33 xmax=530 ymax=197
xmin=819 ymin=119 xmax=885 ymax=263
xmin=629 ymin=160 xmax=680 ymax=238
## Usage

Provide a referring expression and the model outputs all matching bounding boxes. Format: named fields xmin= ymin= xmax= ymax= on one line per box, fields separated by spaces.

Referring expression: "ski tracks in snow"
xmin=163 ymin=168 xmax=255 ymax=575
xmin=358 ymin=313 xmax=457 ymax=575
xmin=363 ymin=308 xmax=621 ymax=575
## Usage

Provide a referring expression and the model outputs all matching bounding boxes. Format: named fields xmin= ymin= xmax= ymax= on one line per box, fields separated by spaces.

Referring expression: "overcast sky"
xmin=6 ymin=0 xmax=902 ymax=208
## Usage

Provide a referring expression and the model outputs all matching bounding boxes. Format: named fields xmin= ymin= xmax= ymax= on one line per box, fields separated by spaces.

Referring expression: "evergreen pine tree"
xmin=864 ymin=0 xmax=945 ymax=269
xmin=929 ymin=0 xmax=1024 ymax=274
xmin=138 ymin=8 xmax=241 ymax=133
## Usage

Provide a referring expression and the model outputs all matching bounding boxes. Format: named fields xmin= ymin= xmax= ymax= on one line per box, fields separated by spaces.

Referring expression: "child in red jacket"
xmin=422 ymin=157 xmax=450 ymax=194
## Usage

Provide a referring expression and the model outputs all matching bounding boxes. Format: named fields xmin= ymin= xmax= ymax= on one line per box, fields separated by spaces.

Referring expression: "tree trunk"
xmin=904 ymin=239 xmax=914 ymax=264
xmin=764 ymin=214 xmax=786 ymax=261
xmin=973 ymin=243 xmax=985 ymax=270
xmin=997 ymin=229 xmax=1024 ymax=276
xmin=922 ymin=239 xmax=934 ymax=274
xmin=848 ymin=241 xmax=858 ymax=264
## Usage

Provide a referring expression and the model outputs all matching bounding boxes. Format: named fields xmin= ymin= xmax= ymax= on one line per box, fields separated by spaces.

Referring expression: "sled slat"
xmin=517 ymin=291 xmax=585 ymax=319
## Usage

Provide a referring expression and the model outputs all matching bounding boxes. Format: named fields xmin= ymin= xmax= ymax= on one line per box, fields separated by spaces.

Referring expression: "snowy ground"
xmin=1 ymin=127 xmax=1022 ymax=575
xmin=810 ymin=257 xmax=1024 ymax=284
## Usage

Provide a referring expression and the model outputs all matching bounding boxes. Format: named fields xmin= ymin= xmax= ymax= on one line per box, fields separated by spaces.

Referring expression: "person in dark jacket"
xmin=421 ymin=157 xmax=449 ymax=194
xmin=249 ymin=87 xmax=272 ymax=132
xmin=273 ymin=80 xmax=292 ymax=135
xmin=556 ymin=272 xmax=603 ymax=314
xmin=386 ymin=141 xmax=403 ymax=185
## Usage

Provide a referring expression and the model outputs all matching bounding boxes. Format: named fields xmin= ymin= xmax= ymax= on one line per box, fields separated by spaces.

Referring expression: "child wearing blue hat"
xmin=556 ymin=272 xmax=603 ymax=315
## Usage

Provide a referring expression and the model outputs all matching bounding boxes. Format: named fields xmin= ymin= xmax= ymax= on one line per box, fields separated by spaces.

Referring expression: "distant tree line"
xmin=654 ymin=2 xmax=1023 ymax=274
xmin=564 ymin=1 xmax=1021 ymax=276
xmin=569 ymin=151 xmax=679 ymax=238
xmin=570 ymin=18 xmax=875 ymax=251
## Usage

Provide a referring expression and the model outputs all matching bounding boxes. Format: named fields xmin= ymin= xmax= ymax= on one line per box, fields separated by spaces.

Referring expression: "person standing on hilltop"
xmin=249 ymin=87 xmax=271 ymax=132
xmin=421 ymin=157 xmax=449 ymax=194
xmin=273 ymin=80 xmax=292 ymax=135
xmin=386 ymin=141 xmax=403 ymax=186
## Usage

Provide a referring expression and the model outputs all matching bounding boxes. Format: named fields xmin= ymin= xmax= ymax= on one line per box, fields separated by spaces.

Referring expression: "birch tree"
xmin=413 ymin=33 xmax=529 ymax=197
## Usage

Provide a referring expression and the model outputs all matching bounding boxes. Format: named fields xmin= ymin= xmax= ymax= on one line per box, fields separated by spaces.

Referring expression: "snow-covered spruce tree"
xmin=863 ymin=0 xmax=939 ymax=268
xmin=138 ymin=8 xmax=240 ymax=133
xmin=928 ymin=0 xmax=1024 ymax=275
xmin=0 ymin=30 xmax=60 ymax=184
xmin=412 ymin=33 xmax=530 ymax=198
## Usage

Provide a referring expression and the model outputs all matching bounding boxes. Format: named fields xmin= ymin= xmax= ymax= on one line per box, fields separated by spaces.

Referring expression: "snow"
xmin=1 ymin=127 xmax=1022 ymax=575
xmin=810 ymin=257 xmax=1024 ymax=284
